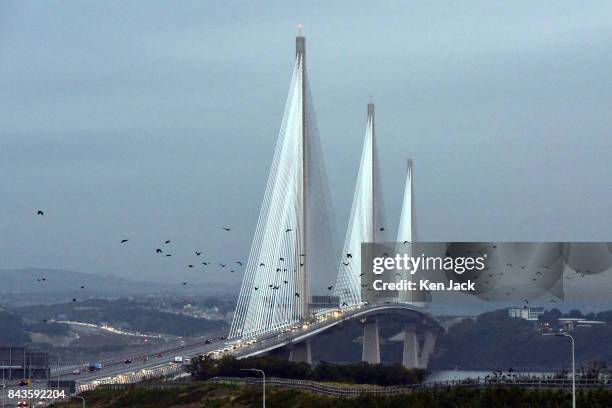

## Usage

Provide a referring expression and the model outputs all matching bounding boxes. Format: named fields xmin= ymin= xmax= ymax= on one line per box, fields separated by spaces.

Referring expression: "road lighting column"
xmin=240 ymin=368 xmax=265 ymax=408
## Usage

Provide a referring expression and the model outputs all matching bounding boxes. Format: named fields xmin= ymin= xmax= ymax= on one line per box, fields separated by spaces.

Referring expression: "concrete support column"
xmin=418 ymin=331 xmax=437 ymax=369
xmin=289 ymin=339 xmax=312 ymax=365
xmin=402 ymin=324 xmax=419 ymax=369
xmin=362 ymin=318 xmax=381 ymax=364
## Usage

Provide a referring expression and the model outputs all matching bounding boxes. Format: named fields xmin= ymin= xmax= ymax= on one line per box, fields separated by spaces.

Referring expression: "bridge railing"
xmin=77 ymin=363 xmax=186 ymax=393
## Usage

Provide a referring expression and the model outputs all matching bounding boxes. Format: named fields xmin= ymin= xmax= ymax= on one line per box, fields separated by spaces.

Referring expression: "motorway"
xmin=0 ymin=302 xmax=437 ymax=406
xmin=69 ymin=302 xmax=438 ymax=385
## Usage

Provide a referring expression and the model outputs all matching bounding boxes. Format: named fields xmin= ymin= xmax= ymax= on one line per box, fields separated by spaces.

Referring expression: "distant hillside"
xmin=0 ymin=268 xmax=236 ymax=297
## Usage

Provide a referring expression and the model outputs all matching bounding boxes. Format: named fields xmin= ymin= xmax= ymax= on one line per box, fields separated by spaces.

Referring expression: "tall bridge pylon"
xmin=229 ymin=36 xmax=337 ymax=340
xmin=334 ymin=103 xmax=386 ymax=307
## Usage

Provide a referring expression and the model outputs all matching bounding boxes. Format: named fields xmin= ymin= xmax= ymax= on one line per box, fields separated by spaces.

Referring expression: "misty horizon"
xmin=2 ymin=2 xmax=612 ymax=286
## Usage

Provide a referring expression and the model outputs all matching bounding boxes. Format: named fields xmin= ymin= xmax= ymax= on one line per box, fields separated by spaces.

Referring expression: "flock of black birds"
xmin=33 ymin=209 xmax=246 ymax=303
xmin=33 ymin=209 xmax=362 ymax=308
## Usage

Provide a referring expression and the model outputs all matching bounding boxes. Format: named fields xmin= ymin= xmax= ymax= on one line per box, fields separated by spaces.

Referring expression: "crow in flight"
xmin=181 ymin=282 xmax=188 ymax=285
xmin=202 ymin=262 xmax=209 ymax=266
xmin=279 ymin=257 xmax=284 ymax=262
xmin=254 ymin=287 xmax=259 ymax=291
xmin=328 ymin=285 xmax=333 ymax=291
xmin=341 ymin=302 xmax=348 ymax=307
xmin=219 ymin=263 xmax=226 ymax=268
xmin=188 ymin=265 xmax=194 ymax=268
xmin=342 ymin=262 xmax=349 ymax=266
xmin=72 ymin=298 xmax=77 ymax=302
xmin=80 ymin=286 xmax=85 ymax=289
xmin=165 ymin=240 xmax=171 ymax=244
xmin=379 ymin=227 xmax=385 ymax=231
xmin=165 ymin=254 xmax=172 ymax=257
xmin=285 ymin=228 xmax=292 ymax=232
xmin=294 ymin=292 xmax=300 ymax=297
xmin=259 ymin=263 xmax=265 ymax=267
xmin=230 ymin=270 xmax=235 ymax=273
xmin=37 ymin=210 xmax=44 ymax=215
xmin=156 ymin=249 xmax=162 ymax=253
xmin=222 ymin=227 xmax=231 ymax=231
xmin=195 ymin=251 xmax=202 ymax=256
xmin=236 ymin=261 xmax=243 ymax=266
xmin=347 ymin=253 xmax=352 ymax=259
xmin=283 ymin=280 xmax=288 ymax=284
xmin=121 ymin=239 xmax=129 ymax=243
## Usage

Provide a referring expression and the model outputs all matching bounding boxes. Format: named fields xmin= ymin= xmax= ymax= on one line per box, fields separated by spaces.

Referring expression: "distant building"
xmin=558 ymin=317 xmax=606 ymax=332
xmin=0 ymin=346 xmax=50 ymax=380
xmin=508 ymin=307 xmax=544 ymax=321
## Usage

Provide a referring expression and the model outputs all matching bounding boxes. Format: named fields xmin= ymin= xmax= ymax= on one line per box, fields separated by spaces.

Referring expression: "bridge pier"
xmin=402 ymin=324 xmax=419 ymax=368
xmin=418 ymin=330 xmax=437 ymax=369
xmin=361 ymin=317 xmax=380 ymax=364
xmin=289 ymin=339 xmax=312 ymax=365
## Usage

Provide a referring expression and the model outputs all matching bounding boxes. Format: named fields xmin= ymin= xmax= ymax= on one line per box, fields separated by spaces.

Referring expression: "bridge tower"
xmin=229 ymin=35 xmax=336 ymax=341
xmin=333 ymin=102 xmax=385 ymax=363
xmin=334 ymin=102 xmax=384 ymax=307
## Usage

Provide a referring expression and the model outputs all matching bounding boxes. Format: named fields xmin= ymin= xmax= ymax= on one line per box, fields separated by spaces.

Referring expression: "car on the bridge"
xmin=71 ymin=369 xmax=81 ymax=375
xmin=124 ymin=358 xmax=133 ymax=364
xmin=173 ymin=356 xmax=183 ymax=363
xmin=204 ymin=338 xmax=212 ymax=344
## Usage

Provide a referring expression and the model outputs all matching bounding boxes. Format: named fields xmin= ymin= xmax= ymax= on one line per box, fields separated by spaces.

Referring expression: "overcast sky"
xmin=1 ymin=1 xmax=611 ymax=285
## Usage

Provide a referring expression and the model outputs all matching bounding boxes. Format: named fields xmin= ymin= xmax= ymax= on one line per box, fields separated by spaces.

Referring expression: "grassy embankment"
xmin=53 ymin=383 xmax=612 ymax=407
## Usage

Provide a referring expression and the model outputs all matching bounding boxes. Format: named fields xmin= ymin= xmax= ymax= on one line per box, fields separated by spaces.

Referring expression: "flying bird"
xmin=279 ymin=257 xmax=284 ymax=262
xmin=285 ymin=228 xmax=292 ymax=232
xmin=259 ymin=263 xmax=265 ymax=267
xmin=327 ymin=285 xmax=333 ymax=291
xmin=37 ymin=210 xmax=44 ymax=216
xmin=121 ymin=239 xmax=129 ymax=243
xmin=222 ymin=227 xmax=231 ymax=231
xmin=254 ymin=287 xmax=259 ymax=291
xmin=188 ymin=265 xmax=194 ymax=268
xmin=219 ymin=263 xmax=226 ymax=268
xmin=347 ymin=253 xmax=352 ymax=259
xmin=379 ymin=227 xmax=385 ymax=231
xmin=195 ymin=251 xmax=202 ymax=256
xmin=80 ymin=286 xmax=85 ymax=289
xmin=236 ymin=261 xmax=243 ymax=266
xmin=202 ymin=262 xmax=209 ymax=266
xmin=230 ymin=270 xmax=235 ymax=273
xmin=165 ymin=254 xmax=172 ymax=257
xmin=181 ymin=282 xmax=188 ymax=285
xmin=294 ymin=292 xmax=300 ymax=297
xmin=165 ymin=240 xmax=171 ymax=244
xmin=342 ymin=262 xmax=349 ymax=266
xmin=156 ymin=249 xmax=162 ymax=253
xmin=72 ymin=298 xmax=77 ymax=302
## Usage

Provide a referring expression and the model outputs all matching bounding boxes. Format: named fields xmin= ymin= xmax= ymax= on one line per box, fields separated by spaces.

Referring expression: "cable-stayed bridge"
xmin=228 ymin=35 xmax=443 ymax=368
xmin=50 ymin=36 xmax=443 ymax=394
